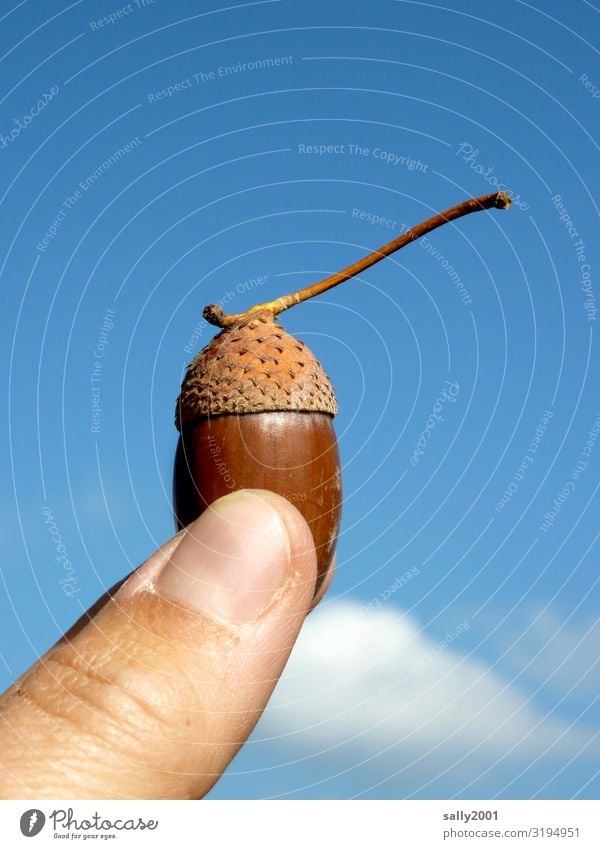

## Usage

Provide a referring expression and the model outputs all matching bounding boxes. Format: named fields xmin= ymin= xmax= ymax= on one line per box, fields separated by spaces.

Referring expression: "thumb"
xmin=0 ymin=490 xmax=318 ymax=800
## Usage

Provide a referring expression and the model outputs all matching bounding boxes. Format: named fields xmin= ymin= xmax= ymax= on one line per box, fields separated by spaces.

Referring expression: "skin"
xmin=0 ymin=490 xmax=334 ymax=800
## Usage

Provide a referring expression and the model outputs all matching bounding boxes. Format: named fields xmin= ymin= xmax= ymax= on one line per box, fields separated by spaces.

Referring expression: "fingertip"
xmin=129 ymin=489 xmax=318 ymax=626
xmin=237 ymin=488 xmax=318 ymax=587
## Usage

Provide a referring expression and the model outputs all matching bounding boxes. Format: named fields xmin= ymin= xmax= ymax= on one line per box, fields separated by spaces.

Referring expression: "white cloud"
xmin=262 ymin=601 xmax=599 ymax=767
xmin=497 ymin=607 xmax=600 ymax=701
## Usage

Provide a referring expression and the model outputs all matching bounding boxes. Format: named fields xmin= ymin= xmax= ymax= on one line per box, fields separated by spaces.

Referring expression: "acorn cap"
xmin=175 ymin=309 xmax=338 ymax=428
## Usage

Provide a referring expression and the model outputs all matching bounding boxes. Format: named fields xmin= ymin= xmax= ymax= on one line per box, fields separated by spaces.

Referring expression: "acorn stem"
xmin=203 ymin=191 xmax=511 ymax=328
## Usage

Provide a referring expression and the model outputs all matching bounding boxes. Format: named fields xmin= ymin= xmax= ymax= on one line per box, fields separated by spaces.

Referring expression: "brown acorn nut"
xmin=173 ymin=192 xmax=511 ymax=593
xmin=174 ymin=309 xmax=342 ymax=590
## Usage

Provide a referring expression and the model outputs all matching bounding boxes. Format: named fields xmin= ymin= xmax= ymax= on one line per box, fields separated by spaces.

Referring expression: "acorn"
xmin=173 ymin=192 xmax=511 ymax=592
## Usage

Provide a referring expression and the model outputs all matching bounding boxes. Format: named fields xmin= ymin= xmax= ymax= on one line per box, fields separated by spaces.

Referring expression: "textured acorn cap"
xmin=175 ymin=309 xmax=338 ymax=428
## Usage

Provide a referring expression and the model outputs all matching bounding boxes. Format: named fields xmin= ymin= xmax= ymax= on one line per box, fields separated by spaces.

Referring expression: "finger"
xmin=59 ymin=530 xmax=187 ymax=645
xmin=0 ymin=532 xmax=187 ymax=703
xmin=0 ymin=490 xmax=317 ymax=800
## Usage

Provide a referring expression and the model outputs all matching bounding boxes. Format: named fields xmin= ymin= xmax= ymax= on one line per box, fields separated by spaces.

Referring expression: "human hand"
xmin=0 ymin=490 xmax=331 ymax=799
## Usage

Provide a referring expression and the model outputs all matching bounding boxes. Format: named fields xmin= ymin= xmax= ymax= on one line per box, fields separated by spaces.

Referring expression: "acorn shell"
xmin=174 ymin=309 xmax=342 ymax=591
xmin=173 ymin=412 xmax=341 ymax=590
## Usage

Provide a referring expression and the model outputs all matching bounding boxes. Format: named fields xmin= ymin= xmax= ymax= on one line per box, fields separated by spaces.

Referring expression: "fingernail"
xmin=154 ymin=491 xmax=292 ymax=624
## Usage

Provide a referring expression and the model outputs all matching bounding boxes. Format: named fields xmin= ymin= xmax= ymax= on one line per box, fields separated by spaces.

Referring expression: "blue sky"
xmin=0 ymin=0 xmax=598 ymax=798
